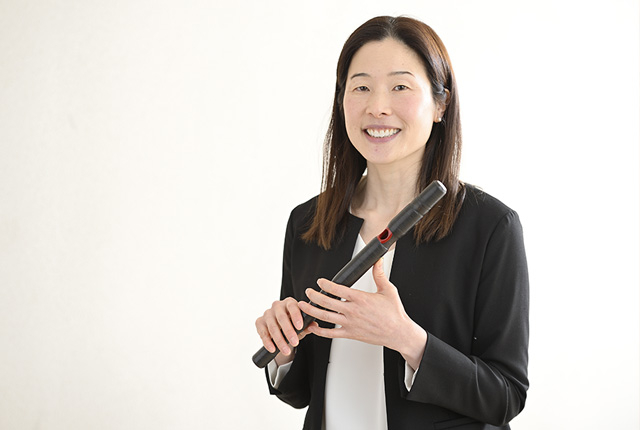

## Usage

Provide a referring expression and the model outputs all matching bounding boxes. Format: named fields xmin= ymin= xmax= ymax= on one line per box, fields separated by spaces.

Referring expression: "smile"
xmin=365 ymin=128 xmax=400 ymax=138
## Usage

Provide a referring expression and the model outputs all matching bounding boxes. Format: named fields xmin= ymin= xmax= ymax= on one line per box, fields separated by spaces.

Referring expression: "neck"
xmin=354 ymin=160 xmax=421 ymax=217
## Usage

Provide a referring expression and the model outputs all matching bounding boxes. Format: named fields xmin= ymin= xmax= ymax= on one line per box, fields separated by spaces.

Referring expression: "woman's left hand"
xmin=298 ymin=259 xmax=428 ymax=370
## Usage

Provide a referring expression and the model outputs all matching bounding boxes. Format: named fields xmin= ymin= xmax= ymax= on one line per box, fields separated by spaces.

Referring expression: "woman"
xmin=255 ymin=16 xmax=529 ymax=430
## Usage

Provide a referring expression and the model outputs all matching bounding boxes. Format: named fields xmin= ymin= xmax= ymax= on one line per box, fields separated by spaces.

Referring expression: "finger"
xmin=316 ymin=278 xmax=354 ymax=301
xmin=265 ymin=316 xmax=291 ymax=355
xmin=264 ymin=305 xmax=294 ymax=355
xmin=305 ymin=288 xmax=348 ymax=314
xmin=298 ymin=301 xmax=346 ymax=326
xmin=308 ymin=323 xmax=346 ymax=339
xmin=298 ymin=321 xmax=318 ymax=341
xmin=255 ymin=318 xmax=277 ymax=353
xmin=275 ymin=306 xmax=300 ymax=348
xmin=372 ymin=258 xmax=392 ymax=294
xmin=285 ymin=298 xmax=304 ymax=331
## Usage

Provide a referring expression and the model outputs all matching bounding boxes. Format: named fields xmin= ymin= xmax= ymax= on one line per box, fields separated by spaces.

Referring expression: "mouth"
xmin=365 ymin=128 xmax=400 ymax=138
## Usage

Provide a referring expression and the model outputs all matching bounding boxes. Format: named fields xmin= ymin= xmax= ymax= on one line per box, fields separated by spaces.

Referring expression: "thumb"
xmin=372 ymin=258 xmax=390 ymax=293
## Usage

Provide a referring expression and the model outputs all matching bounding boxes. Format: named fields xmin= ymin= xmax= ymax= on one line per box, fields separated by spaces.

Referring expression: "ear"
xmin=434 ymin=88 xmax=450 ymax=123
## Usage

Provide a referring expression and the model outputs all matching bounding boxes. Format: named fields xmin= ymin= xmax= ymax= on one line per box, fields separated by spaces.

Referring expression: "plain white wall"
xmin=0 ymin=0 xmax=638 ymax=428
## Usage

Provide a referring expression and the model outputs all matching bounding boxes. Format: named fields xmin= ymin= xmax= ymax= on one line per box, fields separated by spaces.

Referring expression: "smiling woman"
xmin=254 ymin=15 xmax=529 ymax=430
xmin=343 ymin=39 xmax=444 ymax=174
xmin=303 ymin=17 xmax=463 ymax=250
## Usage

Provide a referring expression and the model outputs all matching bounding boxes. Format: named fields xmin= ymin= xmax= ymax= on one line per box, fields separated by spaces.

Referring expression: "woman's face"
xmin=343 ymin=38 xmax=443 ymax=171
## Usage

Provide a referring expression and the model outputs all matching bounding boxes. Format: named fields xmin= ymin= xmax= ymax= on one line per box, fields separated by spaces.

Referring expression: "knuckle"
xmin=286 ymin=300 xmax=300 ymax=312
xmin=276 ymin=317 xmax=294 ymax=333
xmin=266 ymin=321 xmax=280 ymax=336
xmin=283 ymin=326 xmax=295 ymax=336
xmin=321 ymin=309 xmax=333 ymax=321
xmin=275 ymin=310 xmax=289 ymax=323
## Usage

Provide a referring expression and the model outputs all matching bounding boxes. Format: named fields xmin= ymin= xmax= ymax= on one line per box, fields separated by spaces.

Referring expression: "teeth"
xmin=366 ymin=128 xmax=400 ymax=138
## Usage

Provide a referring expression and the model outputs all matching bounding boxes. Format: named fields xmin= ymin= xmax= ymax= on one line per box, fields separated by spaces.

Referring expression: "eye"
xmin=393 ymin=84 xmax=409 ymax=91
xmin=354 ymin=85 xmax=369 ymax=92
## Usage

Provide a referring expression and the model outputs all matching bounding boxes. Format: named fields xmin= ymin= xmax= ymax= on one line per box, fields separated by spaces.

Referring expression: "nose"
xmin=365 ymin=90 xmax=392 ymax=117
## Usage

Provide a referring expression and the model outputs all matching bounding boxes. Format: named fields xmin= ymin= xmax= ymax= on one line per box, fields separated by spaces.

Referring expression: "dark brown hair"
xmin=303 ymin=16 xmax=465 ymax=250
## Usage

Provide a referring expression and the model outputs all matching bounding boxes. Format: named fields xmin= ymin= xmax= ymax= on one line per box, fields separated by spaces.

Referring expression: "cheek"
xmin=401 ymin=98 xmax=435 ymax=132
xmin=342 ymin=97 xmax=355 ymax=117
xmin=342 ymin=98 xmax=362 ymax=133
xmin=399 ymin=95 xmax=429 ymax=117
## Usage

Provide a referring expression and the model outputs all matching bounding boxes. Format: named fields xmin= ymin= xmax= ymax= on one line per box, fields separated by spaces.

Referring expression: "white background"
xmin=0 ymin=0 xmax=638 ymax=428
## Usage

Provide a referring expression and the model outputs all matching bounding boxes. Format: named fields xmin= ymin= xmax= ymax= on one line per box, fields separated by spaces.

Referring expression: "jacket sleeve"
xmin=404 ymin=210 xmax=529 ymax=426
xmin=264 ymin=209 xmax=312 ymax=409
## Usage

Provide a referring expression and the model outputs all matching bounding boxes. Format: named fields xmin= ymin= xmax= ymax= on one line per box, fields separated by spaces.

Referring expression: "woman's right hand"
xmin=255 ymin=297 xmax=316 ymax=365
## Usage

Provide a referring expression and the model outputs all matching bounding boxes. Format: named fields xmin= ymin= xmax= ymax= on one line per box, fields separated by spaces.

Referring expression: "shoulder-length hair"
xmin=303 ymin=15 xmax=466 ymax=250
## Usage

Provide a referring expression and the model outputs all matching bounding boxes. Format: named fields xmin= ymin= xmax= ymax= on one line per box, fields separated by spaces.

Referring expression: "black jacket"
xmin=267 ymin=186 xmax=529 ymax=429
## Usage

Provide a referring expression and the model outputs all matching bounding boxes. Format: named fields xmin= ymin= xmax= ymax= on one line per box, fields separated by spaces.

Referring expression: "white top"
xmin=323 ymin=235 xmax=393 ymax=430
xmin=268 ymin=236 xmax=418 ymax=429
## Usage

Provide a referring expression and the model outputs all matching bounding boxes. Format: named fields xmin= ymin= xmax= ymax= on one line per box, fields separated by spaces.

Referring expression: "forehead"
xmin=348 ymin=38 xmax=426 ymax=78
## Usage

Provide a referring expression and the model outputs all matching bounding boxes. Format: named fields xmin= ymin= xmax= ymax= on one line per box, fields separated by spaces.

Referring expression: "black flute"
xmin=252 ymin=180 xmax=447 ymax=368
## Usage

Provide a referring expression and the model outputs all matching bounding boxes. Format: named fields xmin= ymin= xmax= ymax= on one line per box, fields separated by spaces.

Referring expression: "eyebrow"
xmin=349 ymin=71 xmax=415 ymax=80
